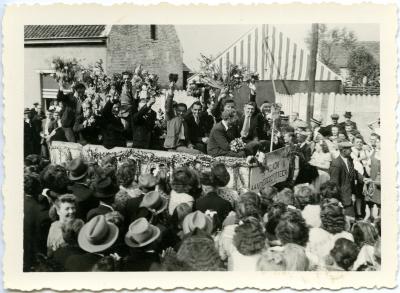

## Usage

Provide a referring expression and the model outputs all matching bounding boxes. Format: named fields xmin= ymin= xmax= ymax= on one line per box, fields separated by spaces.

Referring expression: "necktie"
xmin=241 ymin=116 xmax=251 ymax=138
xmin=194 ymin=115 xmax=199 ymax=125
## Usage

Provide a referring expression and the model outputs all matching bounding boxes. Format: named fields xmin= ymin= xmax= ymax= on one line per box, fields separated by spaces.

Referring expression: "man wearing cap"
xmin=339 ymin=111 xmax=357 ymax=131
xmin=324 ymin=113 xmax=341 ymax=137
xmin=67 ymin=158 xmax=99 ymax=220
xmin=329 ymin=141 xmax=364 ymax=217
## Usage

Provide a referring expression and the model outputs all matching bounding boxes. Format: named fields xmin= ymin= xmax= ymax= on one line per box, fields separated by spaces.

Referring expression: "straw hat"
xmin=139 ymin=191 xmax=168 ymax=214
xmin=124 ymin=217 xmax=160 ymax=248
xmin=78 ymin=215 xmax=119 ymax=253
xmin=182 ymin=211 xmax=213 ymax=235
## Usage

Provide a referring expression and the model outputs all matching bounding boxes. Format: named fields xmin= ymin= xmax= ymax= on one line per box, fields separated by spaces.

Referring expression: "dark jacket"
xmin=23 ymin=196 xmax=51 ymax=271
xmin=329 ymin=156 xmax=362 ymax=208
xmin=238 ymin=114 xmax=262 ymax=143
xmin=121 ymin=250 xmax=161 ymax=271
xmin=185 ymin=112 xmax=213 ymax=144
xmin=65 ymin=252 xmax=102 ymax=272
xmin=72 ymin=115 xmax=100 ymax=146
xmin=52 ymin=246 xmax=84 ymax=271
xmin=87 ymin=204 xmax=114 ymax=221
xmin=207 ymin=121 xmax=244 ymax=157
xmin=24 ymin=120 xmax=41 ymax=156
xmin=195 ymin=192 xmax=232 ymax=226
xmin=339 ymin=120 xmax=358 ymax=131
xmin=97 ymin=101 xmax=126 ymax=149
xmin=68 ymin=183 xmax=99 ymax=220
xmin=297 ymin=142 xmax=312 ymax=164
xmin=132 ymin=104 xmax=156 ymax=149
xmin=56 ymin=90 xmax=85 ymax=128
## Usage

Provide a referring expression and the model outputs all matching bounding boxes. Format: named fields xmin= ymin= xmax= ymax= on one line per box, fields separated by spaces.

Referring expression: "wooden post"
xmin=306 ymin=23 xmax=319 ymax=123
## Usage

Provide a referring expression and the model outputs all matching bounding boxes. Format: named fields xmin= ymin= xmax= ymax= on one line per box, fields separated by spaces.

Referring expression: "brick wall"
xmin=106 ymin=25 xmax=184 ymax=88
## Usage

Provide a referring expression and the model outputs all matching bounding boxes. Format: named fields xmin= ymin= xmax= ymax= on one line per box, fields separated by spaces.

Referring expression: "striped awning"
xmin=42 ymin=88 xmax=58 ymax=99
xmin=190 ymin=24 xmax=342 ymax=82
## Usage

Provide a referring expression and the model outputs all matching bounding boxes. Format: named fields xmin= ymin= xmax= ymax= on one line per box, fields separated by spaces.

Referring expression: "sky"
xmin=175 ymin=24 xmax=380 ymax=71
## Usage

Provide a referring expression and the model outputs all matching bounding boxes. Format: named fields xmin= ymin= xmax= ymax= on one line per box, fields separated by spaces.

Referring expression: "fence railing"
xmin=344 ymin=85 xmax=380 ymax=95
xmin=275 ymin=92 xmax=380 ymax=138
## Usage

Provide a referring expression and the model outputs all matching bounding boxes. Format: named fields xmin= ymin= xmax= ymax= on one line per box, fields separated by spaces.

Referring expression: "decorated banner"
xmin=249 ymin=146 xmax=291 ymax=191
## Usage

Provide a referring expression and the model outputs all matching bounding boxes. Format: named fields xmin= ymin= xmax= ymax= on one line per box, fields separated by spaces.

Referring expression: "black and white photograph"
xmin=2 ymin=3 xmax=398 ymax=291
xmin=22 ymin=22 xmax=383 ymax=272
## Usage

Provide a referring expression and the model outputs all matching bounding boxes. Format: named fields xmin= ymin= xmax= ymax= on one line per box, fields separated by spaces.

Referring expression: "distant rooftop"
xmin=24 ymin=25 xmax=108 ymax=40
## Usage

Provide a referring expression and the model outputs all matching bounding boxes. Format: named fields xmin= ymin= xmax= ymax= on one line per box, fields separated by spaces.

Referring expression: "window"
xmin=150 ymin=25 xmax=157 ymax=40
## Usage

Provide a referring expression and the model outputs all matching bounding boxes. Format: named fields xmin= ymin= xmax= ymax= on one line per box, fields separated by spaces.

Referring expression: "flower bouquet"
xmin=131 ymin=65 xmax=162 ymax=99
xmin=51 ymin=57 xmax=83 ymax=86
xmin=230 ymin=138 xmax=246 ymax=153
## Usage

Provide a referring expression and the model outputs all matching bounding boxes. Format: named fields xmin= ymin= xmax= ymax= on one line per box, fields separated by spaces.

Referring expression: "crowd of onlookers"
xmin=24 ymin=74 xmax=381 ymax=272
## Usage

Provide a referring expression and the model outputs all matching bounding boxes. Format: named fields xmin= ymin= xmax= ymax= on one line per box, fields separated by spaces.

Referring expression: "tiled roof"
xmin=330 ymin=41 xmax=380 ymax=68
xmin=24 ymin=25 xmax=107 ymax=40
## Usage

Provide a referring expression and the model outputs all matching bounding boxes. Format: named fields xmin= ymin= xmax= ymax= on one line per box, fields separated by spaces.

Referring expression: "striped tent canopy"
xmin=188 ymin=24 xmax=342 ymax=83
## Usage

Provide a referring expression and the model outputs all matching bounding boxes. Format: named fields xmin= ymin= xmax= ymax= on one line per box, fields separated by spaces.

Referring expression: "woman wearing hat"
xmin=64 ymin=215 xmax=119 ymax=271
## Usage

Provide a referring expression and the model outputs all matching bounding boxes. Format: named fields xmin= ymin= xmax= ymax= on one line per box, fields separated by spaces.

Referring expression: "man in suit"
xmin=207 ymin=108 xmax=245 ymax=157
xmin=132 ymin=97 xmax=157 ymax=149
xmin=56 ymin=82 xmax=87 ymax=142
xmin=24 ymin=108 xmax=42 ymax=157
xmin=329 ymin=141 xmax=363 ymax=217
xmin=296 ymin=131 xmax=312 ymax=163
xmin=324 ymin=113 xmax=340 ymax=137
xmin=163 ymin=82 xmax=202 ymax=155
xmin=185 ymin=101 xmax=213 ymax=153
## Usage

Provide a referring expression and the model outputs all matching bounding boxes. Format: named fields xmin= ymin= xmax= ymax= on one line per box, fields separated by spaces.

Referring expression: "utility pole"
xmin=306 ymin=23 xmax=319 ymax=123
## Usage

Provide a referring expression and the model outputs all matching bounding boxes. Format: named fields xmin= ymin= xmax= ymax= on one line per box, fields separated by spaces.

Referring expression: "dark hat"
xmin=94 ymin=177 xmax=118 ymax=199
xmin=24 ymin=108 xmax=32 ymax=115
xmin=280 ymin=115 xmax=289 ymax=121
xmin=67 ymin=158 xmax=88 ymax=181
xmin=33 ymin=102 xmax=39 ymax=106
xmin=78 ymin=215 xmax=119 ymax=253
xmin=182 ymin=211 xmax=213 ymax=235
xmin=331 ymin=114 xmax=339 ymax=120
xmin=139 ymin=191 xmax=168 ymax=214
xmin=124 ymin=217 xmax=161 ymax=248
xmin=138 ymin=174 xmax=157 ymax=189
xmin=344 ymin=111 xmax=352 ymax=118
xmin=211 ymin=163 xmax=230 ymax=187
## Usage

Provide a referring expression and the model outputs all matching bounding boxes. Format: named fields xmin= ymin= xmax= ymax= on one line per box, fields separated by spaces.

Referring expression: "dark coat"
xmin=56 ymin=90 xmax=86 ymax=128
xmin=124 ymin=195 xmax=145 ymax=224
xmin=23 ymin=196 xmax=51 ymax=271
xmin=297 ymin=142 xmax=312 ymax=164
xmin=207 ymin=122 xmax=244 ymax=157
xmin=238 ymin=114 xmax=262 ymax=143
xmin=68 ymin=183 xmax=99 ymax=220
xmin=132 ymin=104 xmax=157 ymax=149
xmin=185 ymin=112 xmax=213 ymax=144
xmin=87 ymin=204 xmax=114 ymax=221
xmin=339 ymin=120 xmax=358 ymax=131
xmin=24 ymin=120 xmax=41 ymax=156
xmin=72 ymin=115 xmax=100 ymax=146
xmin=65 ymin=252 xmax=102 ymax=272
xmin=329 ymin=156 xmax=362 ymax=209
xmin=52 ymin=246 xmax=84 ymax=271
xmin=195 ymin=192 xmax=232 ymax=226
xmin=97 ymin=101 xmax=127 ymax=149
xmin=121 ymin=251 xmax=161 ymax=271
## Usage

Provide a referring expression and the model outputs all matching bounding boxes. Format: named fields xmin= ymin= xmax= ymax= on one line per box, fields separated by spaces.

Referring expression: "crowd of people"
xmin=23 ymin=73 xmax=381 ymax=272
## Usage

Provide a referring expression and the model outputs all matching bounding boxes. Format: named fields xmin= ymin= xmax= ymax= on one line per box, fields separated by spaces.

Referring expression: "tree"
xmin=305 ymin=24 xmax=358 ymax=73
xmin=347 ymin=46 xmax=380 ymax=87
